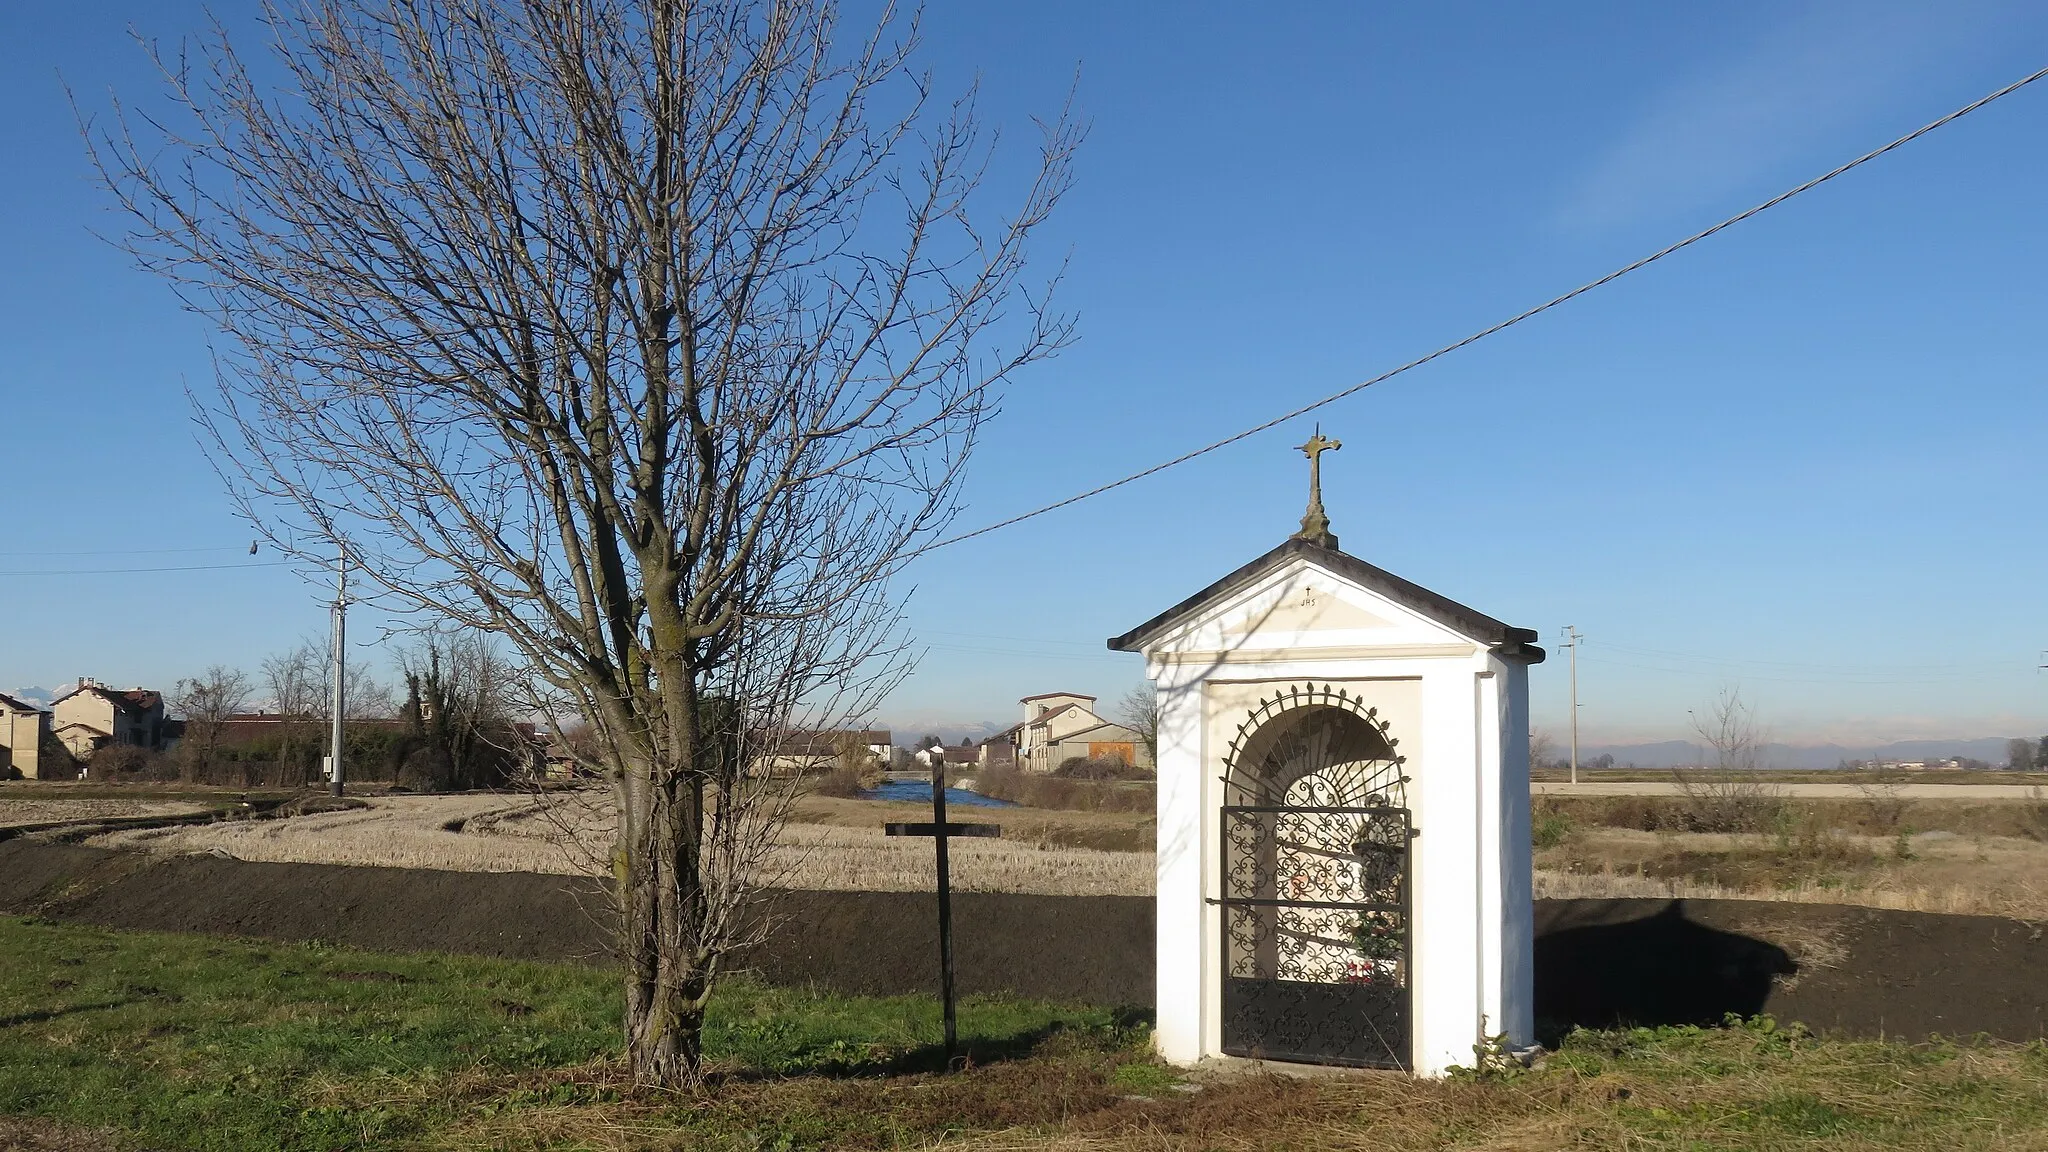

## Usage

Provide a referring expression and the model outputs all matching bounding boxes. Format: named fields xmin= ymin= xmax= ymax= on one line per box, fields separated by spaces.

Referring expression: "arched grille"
xmin=1218 ymin=683 xmax=1412 ymax=1069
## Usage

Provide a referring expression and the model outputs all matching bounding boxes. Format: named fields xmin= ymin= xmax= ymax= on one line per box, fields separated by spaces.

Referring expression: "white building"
xmin=1109 ymin=436 xmax=1541 ymax=1076
xmin=986 ymin=692 xmax=1153 ymax=773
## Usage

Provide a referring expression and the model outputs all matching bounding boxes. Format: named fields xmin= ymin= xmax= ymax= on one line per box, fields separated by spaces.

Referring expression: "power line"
xmin=1576 ymin=653 xmax=2013 ymax=686
xmin=0 ymin=560 xmax=295 ymax=577
xmin=917 ymin=62 xmax=2048 ymax=558
xmin=1592 ymin=640 xmax=2006 ymax=675
xmin=0 ymin=545 xmax=252 ymax=558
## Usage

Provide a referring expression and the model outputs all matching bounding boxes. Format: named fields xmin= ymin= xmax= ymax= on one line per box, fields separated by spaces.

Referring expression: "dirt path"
xmin=1536 ymin=781 xmax=2048 ymax=800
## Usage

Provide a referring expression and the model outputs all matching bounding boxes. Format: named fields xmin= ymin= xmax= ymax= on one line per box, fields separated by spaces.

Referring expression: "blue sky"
xmin=2 ymin=2 xmax=2045 ymax=744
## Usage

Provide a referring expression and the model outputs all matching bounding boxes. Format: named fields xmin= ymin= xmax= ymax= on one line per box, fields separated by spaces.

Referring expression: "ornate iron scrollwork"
xmin=1218 ymin=683 xmax=1412 ymax=1069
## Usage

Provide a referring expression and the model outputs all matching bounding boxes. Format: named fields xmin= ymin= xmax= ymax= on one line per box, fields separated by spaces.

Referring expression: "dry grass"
xmin=1536 ymin=826 xmax=2048 ymax=920
xmin=75 ymin=786 xmax=2048 ymax=915
xmin=763 ymin=823 xmax=1149 ymax=896
xmin=90 ymin=791 xmax=1155 ymax=896
xmin=92 ymin=793 xmax=565 ymax=871
xmin=0 ymin=798 xmax=208 ymax=828
xmin=975 ymin=765 xmax=1156 ymax=813
xmin=788 ymin=793 xmax=1155 ymax=853
xmin=433 ymin=1022 xmax=2048 ymax=1152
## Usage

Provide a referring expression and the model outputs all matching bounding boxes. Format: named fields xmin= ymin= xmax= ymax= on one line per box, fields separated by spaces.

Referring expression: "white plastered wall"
xmin=1142 ymin=558 xmax=1533 ymax=1076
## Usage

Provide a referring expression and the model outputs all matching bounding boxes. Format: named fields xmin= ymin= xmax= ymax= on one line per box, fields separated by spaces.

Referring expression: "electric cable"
xmin=0 ymin=545 xmax=252 ymax=558
xmin=0 ymin=560 xmax=295 ymax=577
xmin=916 ymin=62 xmax=2048 ymax=558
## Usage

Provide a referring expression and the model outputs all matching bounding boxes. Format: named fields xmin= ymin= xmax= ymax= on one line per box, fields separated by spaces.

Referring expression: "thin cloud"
xmin=1557 ymin=0 xmax=2020 ymax=231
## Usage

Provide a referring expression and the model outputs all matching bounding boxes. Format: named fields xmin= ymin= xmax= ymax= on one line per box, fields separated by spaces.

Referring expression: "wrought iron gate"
xmin=1218 ymin=685 xmax=1412 ymax=1069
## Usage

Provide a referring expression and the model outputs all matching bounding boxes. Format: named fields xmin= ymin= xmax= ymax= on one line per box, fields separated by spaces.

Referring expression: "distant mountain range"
xmin=873 ymin=719 xmax=1009 ymax=746
xmin=1570 ymin=737 xmax=2027 ymax=770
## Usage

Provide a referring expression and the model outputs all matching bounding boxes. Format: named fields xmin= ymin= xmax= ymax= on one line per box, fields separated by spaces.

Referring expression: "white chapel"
xmin=1108 ymin=432 xmax=1544 ymax=1075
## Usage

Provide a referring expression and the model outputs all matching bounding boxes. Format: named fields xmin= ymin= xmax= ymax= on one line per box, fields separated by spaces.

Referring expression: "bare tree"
xmin=1528 ymin=729 xmax=1556 ymax=773
xmin=1116 ymin=681 xmax=1158 ymax=767
xmin=399 ymin=627 xmax=524 ymax=790
xmin=264 ymin=637 xmax=395 ymax=720
xmin=260 ymin=644 xmax=325 ymax=719
xmin=90 ymin=0 xmax=1075 ymax=1085
xmin=170 ymin=664 xmax=252 ymax=779
xmin=1674 ymin=687 xmax=1782 ymax=833
xmin=255 ymin=638 xmax=395 ymax=783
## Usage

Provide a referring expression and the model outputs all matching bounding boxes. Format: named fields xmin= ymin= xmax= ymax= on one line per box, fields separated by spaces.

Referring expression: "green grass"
xmin=0 ymin=916 xmax=1134 ymax=1150
xmin=4 ymin=916 xmax=2048 ymax=1151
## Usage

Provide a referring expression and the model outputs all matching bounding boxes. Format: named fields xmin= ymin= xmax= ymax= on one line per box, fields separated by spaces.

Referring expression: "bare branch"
xmin=88 ymin=0 xmax=1077 ymax=1086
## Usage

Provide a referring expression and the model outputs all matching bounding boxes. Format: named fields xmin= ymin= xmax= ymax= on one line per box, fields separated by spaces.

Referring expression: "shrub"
xmin=86 ymin=743 xmax=176 ymax=781
xmin=811 ymin=765 xmax=869 ymax=799
xmin=1053 ymin=756 xmax=1150 ymax=781
xmin=979 ymin=764 xmax=1153 ymax=812
xmin=1670 ymin=769 xmax=1784 ymax=834
xmin=1531 ymin=802 xmax=1575 ymax=849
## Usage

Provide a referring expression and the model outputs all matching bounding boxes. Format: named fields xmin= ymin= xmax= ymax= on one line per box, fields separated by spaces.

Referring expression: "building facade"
xmin=0 ymin=692 xmax=50 ymax=779
xmin=986 ymin=692 xmax=1154 ymax=773
xmin=1110 ymin=532 xmax=1542 ymax=1077
xmin=49 ymin=679 xmax=169 ymax=760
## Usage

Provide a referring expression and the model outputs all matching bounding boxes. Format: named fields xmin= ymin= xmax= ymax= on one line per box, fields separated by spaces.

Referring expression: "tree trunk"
xmin=619 ymin=734 xmax=712 ymax=1086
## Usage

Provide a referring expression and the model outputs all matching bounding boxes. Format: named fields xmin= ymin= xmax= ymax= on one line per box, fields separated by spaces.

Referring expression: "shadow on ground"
xmin=1534 ymin=901 xmax=1795 ymax=1045
xmin=721 ymin=1006 xmax=1155 ymax=1081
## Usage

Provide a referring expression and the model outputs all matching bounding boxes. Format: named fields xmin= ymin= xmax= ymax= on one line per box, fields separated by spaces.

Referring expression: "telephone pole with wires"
xmin=328 ymin=547 xmax=348 ymax=797
xmin=1561 ymin=627 xmax=1583 ymax=785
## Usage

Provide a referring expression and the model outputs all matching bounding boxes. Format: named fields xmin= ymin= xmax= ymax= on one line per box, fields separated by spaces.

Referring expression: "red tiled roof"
xmin=1028 ymin=702 xmax=1091 ymax=728
xmin=52 ymin=684 xmax=162 ymax=716
xmin=752 ymin=729 xmax=892 ymax=758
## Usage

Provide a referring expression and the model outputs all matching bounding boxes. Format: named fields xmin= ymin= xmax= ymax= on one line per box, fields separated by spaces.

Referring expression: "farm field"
xmin=1538 ymin=780 xmax=2048 ymax=800
xmin=1531 ymin=792 xmax=2048 ymax=920
xmin=1532 ymin=768 xmax=2048 ymax=787
xmin=0 ymin=797 xmax=208 ymax=828
xmin=2 ymin=916 xmax=2045 ymax=1151
xmin=87 ymin=790 xmax=1156 ymax=897
xmin=1534 ymin=827 xmax=2048 ymax=919
xmin=27 ymin=782 xmax=2048 ymax=920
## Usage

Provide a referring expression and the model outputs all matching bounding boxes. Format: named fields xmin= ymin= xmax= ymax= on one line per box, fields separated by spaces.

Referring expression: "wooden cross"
xmin=884 ymin=762 xmax=1000 ymax=1067
xmin=1294 ymin=425 xmax=1342 ymax=548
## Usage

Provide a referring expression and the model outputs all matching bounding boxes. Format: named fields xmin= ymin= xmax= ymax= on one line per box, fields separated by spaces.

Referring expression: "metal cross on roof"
xmin=1294 ymin=426 xmax=1342 ymax=549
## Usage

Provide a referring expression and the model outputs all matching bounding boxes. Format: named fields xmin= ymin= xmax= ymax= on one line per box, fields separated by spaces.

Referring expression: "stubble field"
xmin=16 ymin=781 xmax=2043 ymax=920
xmin=0 ymin=797 xmax=208 ymax=828
xmin=88 ymin=789 xmax=1155 ymax=897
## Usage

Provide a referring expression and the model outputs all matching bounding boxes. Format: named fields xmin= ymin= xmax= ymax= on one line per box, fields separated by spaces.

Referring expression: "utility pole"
xmin=329 ymin=547 xmax=347 ymax=797
xmin=1561 ymin=626 xmax=1582 ymax=785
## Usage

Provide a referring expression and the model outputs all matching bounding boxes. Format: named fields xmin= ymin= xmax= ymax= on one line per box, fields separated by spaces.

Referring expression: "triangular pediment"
xmin=1107 ymin=537 xmax=1541 ymax=662
xmin=1220 ymin=583 xmax=1396 ymax=636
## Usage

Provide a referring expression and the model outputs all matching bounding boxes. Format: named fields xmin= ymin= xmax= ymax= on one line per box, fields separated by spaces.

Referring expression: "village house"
xmin=49 ymin=678 xmax=171 ymax=760
xmin=750 ymin=729 xmax=892 ymax=776
xmin=911 ymin=740 xmax=984 ymax=769
xmin=985 ymin=691 xmax=1152 ymax=773
xmin=0 ymin=692 xmax=51 ymax=779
